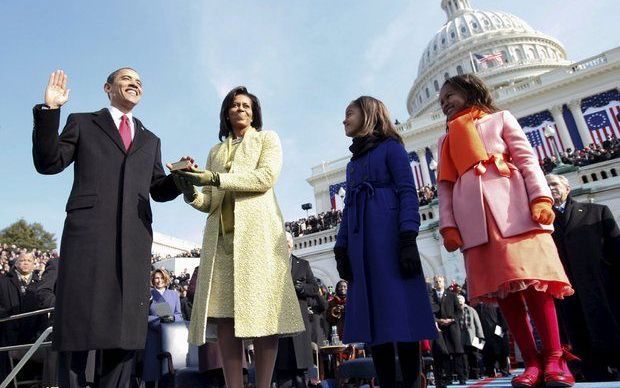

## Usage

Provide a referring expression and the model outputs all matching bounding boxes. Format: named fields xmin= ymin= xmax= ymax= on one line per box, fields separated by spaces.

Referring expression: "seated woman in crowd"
xmin=143 ymin=269 xmax=183 ymax=388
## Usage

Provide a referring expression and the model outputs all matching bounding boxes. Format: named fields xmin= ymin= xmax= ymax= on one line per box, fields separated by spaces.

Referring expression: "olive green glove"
xmin=172 ymin=175 xmax=199 ymax=202
xmin=173 ymin=165 xmax=219 ymax=187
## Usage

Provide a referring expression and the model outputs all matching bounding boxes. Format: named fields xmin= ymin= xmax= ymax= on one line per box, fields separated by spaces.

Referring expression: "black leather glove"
xmin=160 ymin=315 xmax=174 ymax=323
xmin=334 ymin=246 xmax=353 ymax=282
xmin=294 ymin=279 xmax=305 ymax=297
xmin=399 ymin=231 xmax=423 ymax=278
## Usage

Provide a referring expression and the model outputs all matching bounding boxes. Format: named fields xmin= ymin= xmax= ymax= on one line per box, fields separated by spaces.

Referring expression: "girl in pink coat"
xmin=437 ymin=74 xmax=576 ymax=387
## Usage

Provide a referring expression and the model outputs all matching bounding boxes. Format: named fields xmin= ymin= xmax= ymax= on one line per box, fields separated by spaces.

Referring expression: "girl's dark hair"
xmin=219 ymin=86 xmax=263 ymax=141
xmin=442 ymin=74 xmax=500 ymax=114
xmin=350 ymin=96 xmax=403 ymax=144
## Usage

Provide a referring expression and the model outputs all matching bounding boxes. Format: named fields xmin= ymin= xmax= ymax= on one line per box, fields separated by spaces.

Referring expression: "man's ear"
xmin=103 ymin=82 xmax=111 ymax=98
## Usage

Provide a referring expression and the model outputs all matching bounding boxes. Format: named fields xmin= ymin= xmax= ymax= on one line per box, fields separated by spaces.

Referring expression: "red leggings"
xmin=497 ymin=287 xmax=562 ymax=372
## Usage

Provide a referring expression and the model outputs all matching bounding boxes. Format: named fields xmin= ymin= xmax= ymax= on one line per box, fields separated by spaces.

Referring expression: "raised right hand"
xmin=44 ymin=70 xmax=70 ymax=109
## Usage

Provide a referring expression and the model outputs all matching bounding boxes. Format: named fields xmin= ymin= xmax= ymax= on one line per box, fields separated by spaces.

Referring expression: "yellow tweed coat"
xmin=188 ymin=127 xmax=304 ymax=345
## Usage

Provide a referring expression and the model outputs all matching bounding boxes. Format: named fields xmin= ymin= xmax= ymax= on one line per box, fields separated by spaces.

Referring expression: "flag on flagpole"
xmin=473 ymin=52 xmax=504 ymax=69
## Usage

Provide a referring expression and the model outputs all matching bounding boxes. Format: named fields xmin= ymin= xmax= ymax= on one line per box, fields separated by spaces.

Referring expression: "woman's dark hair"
xmin=350 ymin=96 xmax=403 ymax=144
xmin=219 ymin=86 xmax=263 ymax=141
xmin=441 ymin=74 xmax=500 ymax=114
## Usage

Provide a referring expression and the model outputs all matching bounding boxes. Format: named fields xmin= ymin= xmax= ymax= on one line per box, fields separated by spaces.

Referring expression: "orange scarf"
xmin=438 ymin=106 xmax=488 ymax=183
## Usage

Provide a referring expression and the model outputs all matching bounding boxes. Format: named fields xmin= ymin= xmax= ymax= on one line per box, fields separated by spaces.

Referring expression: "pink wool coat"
xmin=438 ymin=110 xmax=554 ymax=250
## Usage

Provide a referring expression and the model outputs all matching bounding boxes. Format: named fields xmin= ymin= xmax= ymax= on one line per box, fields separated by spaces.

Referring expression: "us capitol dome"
xmin=409 ymin=0 xmax=571 ymax=118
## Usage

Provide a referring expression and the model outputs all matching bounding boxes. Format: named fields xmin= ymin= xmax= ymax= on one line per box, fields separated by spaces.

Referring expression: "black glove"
xmin=160 ymin=315 xmax=174 ymax=323
xmin=294 ymin=279 xmax=305 ymax=297
xmin=399 ymin=231 xmax=423 ymax=278
xmin=334 ymin=246 xmax=353 ymax=282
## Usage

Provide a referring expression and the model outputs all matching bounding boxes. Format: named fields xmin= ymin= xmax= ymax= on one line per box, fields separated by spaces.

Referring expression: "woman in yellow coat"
xmin=171 ymin=86 xmax=304 ymax=388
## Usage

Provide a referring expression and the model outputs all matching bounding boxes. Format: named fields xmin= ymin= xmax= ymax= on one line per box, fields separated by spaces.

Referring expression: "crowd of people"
xmin=0 ymin=244 xmax=56 ymax=277
xmin=541 ymin=138 xmax=620 ymax=173
xmin=285 ymin=210 xmax=342 ymax=237
xmin=150 ymin=248 xmax=201 ymax=265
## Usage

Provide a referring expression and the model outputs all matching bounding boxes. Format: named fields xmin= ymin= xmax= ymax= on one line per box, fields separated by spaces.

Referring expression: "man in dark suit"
xmin=274 ymin=232 xmax=318 ymax=388
xmin=430 ymin=275 xmax=465 ymax=387
xmin=546 ymin=174 xmax=620 ymax=381
xmin=474 ymin=302 xmax=510 ymax=378
xmin=32 ymin=69 xmax=182 ymax=388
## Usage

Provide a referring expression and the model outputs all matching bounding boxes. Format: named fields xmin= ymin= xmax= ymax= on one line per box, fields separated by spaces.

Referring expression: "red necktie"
xmin=119 ymin=114 xmax=132 ymax=151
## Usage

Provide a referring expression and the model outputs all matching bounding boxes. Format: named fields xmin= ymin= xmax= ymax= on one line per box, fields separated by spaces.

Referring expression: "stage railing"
xmin=0 ymin=308 xmax=54 ymax=388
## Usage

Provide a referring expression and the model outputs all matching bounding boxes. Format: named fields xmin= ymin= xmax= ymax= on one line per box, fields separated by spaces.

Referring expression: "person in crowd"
xmin=308 ymin=281 xmax=329 ymax=346
xmin=437 ymin=74 xmax=575 ymax=387
xmin=142 ymin=269 xmax=183 ymax=387
xmin=36 ymin=256 xmax=58 ymax=310
xmin=475 ymin=302 xmax=510 ymax=378
xmin=171 ymin=86 xmax=304 ymax=388
xmin=0 ymin=253 xmax=47 ymax=383
xmin=31 ymin=69 xmax=183 ymax=388
xmin=333 ymin=96 xmax=437 ymax=388
xmin=326 ymin=280 xmax=347 ymax=341
xmin=179 ymin=285 xmax=192 ymax=321
xmin=430 ymin=275 xmax=466 ymax=387
xmin=274 ymin=233 xmax=319 ymax=388
xmin=546 ymin=174 xmax=620 ymax=381
xmin=457 ymin=294 xmax=485 ymax=380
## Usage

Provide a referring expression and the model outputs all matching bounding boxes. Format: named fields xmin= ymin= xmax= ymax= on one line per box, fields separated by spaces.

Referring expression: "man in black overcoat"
xmin=0 ymin=253 xmax=47 ymax=382
xmin=430 ymin=275 xmax=465 ymax=387
xmin=474 ymin=302 xmax=510 ymax=377
xmin=32 ymin=69 xmax=182 ymax=387
xmin=547 ymin=174 xmax=620 ymax=381
xmin=274 ymin=233 xmax=318 ymax=388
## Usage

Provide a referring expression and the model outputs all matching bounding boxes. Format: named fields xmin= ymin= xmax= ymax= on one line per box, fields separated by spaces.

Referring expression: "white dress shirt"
xmin=108 ymin=106 xmax=135 ymax=140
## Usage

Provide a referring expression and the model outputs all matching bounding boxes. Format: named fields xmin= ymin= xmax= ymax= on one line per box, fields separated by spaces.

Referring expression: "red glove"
xmin=441 ymin=227 xmax=463 ymax=252
xmin=530 ymin=197 xmax=555 ymax=225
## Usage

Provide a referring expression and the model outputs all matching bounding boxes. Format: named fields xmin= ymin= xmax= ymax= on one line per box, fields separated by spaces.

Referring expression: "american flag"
xmin=524 ymin=127 xmax=558 ymax=160
xmin=408 ymin=152 xmax=425 ymax=189
xmin=518 ymin=110 xmax=565 ymax=160
xmin=329 ymin=182 xmax=346 ymax=210
xmin=474 ymin=52 xmax=504 ymax=65
xmin=584 ymin=105 xmax=620 ymax=144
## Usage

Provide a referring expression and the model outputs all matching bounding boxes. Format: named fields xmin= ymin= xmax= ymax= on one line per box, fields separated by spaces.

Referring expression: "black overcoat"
xmin=32 ymin=106 xmax=179 ymax=351
xmin=431 ymin=289 xmax=463 ymax=354
xmin=0 ymin=268 xmax=46 ymax=346
xmin=275 ymin=255 xmax=317 ymax=370
xmin=551 ymin=197 xmax=620 ymax=355
xmin=474 ymin=302 xmax=509 ymax=358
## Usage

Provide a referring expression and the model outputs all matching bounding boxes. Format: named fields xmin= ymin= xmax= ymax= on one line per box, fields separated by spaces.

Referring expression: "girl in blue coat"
xmin=334 ymin=96 xmax=437 ymax=387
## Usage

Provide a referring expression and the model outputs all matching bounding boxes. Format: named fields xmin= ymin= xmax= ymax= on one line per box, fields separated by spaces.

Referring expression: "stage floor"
xmin=444 ymin=371 xmax=620 ymax=387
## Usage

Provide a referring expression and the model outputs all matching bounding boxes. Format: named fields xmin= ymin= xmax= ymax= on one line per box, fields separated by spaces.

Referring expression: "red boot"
xmin=512 ymin=354 xmax=543 ymax=388
xmin=543 ymin=347 xmax=579 ymax=387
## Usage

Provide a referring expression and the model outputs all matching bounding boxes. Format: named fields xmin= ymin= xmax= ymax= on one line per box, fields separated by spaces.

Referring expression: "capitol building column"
xmin=550 ymin=104 xmax=575 ymax=152
xmin=568 ymin=99 xmax=593 ymax=147
xmin=418 ymin=148 xmax=432 ymax=186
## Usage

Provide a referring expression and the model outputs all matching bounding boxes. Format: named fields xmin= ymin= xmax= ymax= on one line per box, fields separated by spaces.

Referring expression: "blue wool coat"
xmin=335 ymin=138 xmax=437 ymax=345
xmin=143 ymin=288 xmax=184 ymax=382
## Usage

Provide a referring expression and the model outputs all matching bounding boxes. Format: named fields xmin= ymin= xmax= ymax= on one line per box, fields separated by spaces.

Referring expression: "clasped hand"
xmin=171 ymin=165 xmax=217 ymax=187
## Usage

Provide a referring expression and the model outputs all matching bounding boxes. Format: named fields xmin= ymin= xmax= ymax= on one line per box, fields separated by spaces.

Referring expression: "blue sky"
xmin=1 ymin=1 xmax=618 ymax=245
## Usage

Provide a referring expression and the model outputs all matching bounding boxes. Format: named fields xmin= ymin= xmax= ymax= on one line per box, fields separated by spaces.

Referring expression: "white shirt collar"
xmin=557 ymin=201 xmax=567 ymax=212
xmin=108 ymin=106 xmax=135 ymax=139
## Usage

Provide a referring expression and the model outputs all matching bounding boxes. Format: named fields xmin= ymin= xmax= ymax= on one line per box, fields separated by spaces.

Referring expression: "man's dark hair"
xmin=105 ymin=67 xmax=137 ymax=85
xmin=219 ymin=86 xmax=263 ymax=141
